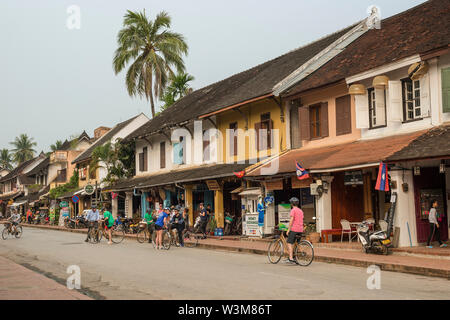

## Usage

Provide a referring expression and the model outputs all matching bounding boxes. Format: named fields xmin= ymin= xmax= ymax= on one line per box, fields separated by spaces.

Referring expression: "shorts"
xmin=104 ymin=224 xmax=113 ymax=230
xmin=155 ymin=224 xmax=163 ymax=231
xmin=287 ymin=231 xmax=302 ymax=244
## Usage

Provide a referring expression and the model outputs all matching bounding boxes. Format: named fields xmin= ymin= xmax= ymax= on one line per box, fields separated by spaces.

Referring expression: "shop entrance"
xmin=413 ymin=167 xmax=448 ymax=243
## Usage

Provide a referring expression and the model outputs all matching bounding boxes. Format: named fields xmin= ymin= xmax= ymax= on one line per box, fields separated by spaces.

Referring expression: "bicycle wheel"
xmin=183 ymin=231 xmax=198 ymax=248
xmin=2 ymin=228 xmax=8 ymax=240
xmin=267 ymin=239 xmax=283 ymax=264
xmin=162 ymin=230 xmax=171 ymax=250
xmin=295 ymin=240 xmax=314 ymax=266
xmin=111 ymin=228 xmax=125 ymax=244
xmin=137 ymin=229 xmax=148 ymax=243
xmin=14 ymin=226 xmax=23 ymax=238
xmin=88 ymin=229 xmax=100 ymax=243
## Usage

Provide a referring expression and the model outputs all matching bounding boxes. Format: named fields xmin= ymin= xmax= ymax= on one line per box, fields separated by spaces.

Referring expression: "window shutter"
xmin=143 ymin=147 xmax=148 ymax=171
xmin=139 ymin=152 xmax=144 ymax=172
xmin=336 ymin=95 xmax=351 ymax=135
xmin=254 ymin=122 xmax=262 ymax=151
xmin=443 ymin=68 xmax=450 ymax=113
xmin=298 ymin=106 xmax=310 ymax=141
xmin=320 ymin=102 xmax=329 ymax=137
xmin=354 ymin=94 xmax=369 ymax=128
xmin=160 ymin=142 xmax=166 ymax=169
xmin=374 ymin=88 xmax=386 ymax=126
xmin=203 ymin=139 xmax=210 ymax=161
xmin=387 ymin=81 xmax=403 ymax=121
xmin=420 ymin=74 xmax=430 ymax=118
xmin=268 ymin=120 xmax=273 ymax=148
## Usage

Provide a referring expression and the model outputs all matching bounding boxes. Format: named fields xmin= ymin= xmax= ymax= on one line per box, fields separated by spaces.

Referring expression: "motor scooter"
xmin=356 ymin=221 xmax=391 ymax=255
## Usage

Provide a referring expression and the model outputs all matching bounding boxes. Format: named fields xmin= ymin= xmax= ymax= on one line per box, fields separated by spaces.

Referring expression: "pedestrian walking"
xmin=427 ymin=200 xmax=448 ymax=248
xmin=199 ymin=203 xmax=208 ymax=238
xmin=85 ymin=205 xmax=100 ymax=243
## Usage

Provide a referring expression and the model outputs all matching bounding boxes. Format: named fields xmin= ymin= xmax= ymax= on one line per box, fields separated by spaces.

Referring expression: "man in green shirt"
xmin=102 ymin=205 xmax=114 ymax=245
xmin=144 ymin=209 xmax=155 ymax=244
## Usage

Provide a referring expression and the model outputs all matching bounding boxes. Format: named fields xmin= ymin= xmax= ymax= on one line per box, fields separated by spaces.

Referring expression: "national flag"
xmin=234 ymin=170 xmax=245 ymax=178
xmin=375 ymin=162 xmax=389 ymax=191
xmin=111 ymin=192 xmax=118 ymax=200
xmin=296 ymin=161 xmax=310 ymax=180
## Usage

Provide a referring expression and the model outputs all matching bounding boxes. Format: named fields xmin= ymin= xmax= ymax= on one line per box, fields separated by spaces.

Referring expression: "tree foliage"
xmin=49 ymin=169 xmax=79 ymax=199
xmin=0 ymin=149 xmax=13 ymax=170
xmin=113 ymin=9 xmax=188 ymax=118
xmin=160 ymin=72 xmax=194 ymax=111
xmin=10 ymin=134 xmax=37 ymax=164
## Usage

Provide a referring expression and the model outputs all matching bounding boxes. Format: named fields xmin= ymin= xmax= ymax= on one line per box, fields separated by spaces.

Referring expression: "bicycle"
xmin=151 ymin=226 xmax=172 ymax=250
xmin=88 ymin=221 xmax=125 ymax=244
xmin=137 ymin=222 xmax=154 ymax=243
xmin=267 ymin=227 xmax=314 ymax=266
xmin=2 ymin=222 xmax=23 ymax=240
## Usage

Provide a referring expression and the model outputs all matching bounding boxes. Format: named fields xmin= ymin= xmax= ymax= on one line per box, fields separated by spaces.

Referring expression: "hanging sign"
xmin=264 ymin=195 xmax=274 ymax=206
xmin=344 ymin=170 xmax=363 ymax=185
xmin=59 ymin=201 xmax=69 ymax=208
xmin=291 ymin=176 xmax=312 ymax=189
xmin=206 ymin=180 xmax=221 ymax=191
xmin=263 ymin=180 xmax=283 ymax=191
xmin=84 ymin=184 xmax=95 ymax=195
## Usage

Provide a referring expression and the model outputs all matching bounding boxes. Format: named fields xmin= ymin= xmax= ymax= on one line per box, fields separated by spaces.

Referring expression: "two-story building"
xmin=247 ymin=0 xmax=450 ymax=246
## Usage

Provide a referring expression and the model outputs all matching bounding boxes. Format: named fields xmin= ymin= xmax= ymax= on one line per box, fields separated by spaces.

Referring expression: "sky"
xmin=0 ymin=0 xmax=426 ymax=154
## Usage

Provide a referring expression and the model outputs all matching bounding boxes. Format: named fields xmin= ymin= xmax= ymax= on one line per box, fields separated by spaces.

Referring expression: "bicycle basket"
xmin=139 ymin=222 xmax=147 ymax=229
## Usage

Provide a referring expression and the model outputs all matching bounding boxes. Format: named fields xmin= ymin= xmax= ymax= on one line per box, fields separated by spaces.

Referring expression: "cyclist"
xmin=102 ymin=205 xmax=114 ymax=245
xmin=85 ymin=205 xmax=100 ymax=243
xmin=8 ymin=210 xmax=21 ymax=234
xmin=286 ymin=197 xmax=304 ymax=264
xmin=154 ymin=207 xmax=170 ymax=250
xmin=144 ymin=208 xmax=155 ymax=244
xmin=170 ymin=207 xmax=185 ymax=247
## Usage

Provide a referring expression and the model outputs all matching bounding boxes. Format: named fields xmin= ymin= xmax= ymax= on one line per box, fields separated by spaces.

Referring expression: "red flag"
xmin=234 ymin=171 xmax=245 ymax=178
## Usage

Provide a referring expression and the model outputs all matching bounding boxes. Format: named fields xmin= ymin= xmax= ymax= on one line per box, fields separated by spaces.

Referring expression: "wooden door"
xmin=331 ymin=172 xmax=365 ymax=229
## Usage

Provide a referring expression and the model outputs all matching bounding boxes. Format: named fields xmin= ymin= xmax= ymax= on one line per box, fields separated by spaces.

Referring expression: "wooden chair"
xmin=340 ymin=219 xmax=357 ymax=242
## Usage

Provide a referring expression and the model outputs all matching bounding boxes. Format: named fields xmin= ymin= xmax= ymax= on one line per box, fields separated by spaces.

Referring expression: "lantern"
xmin=372 ymin=75 xmax=389 ymax=89
xmin=348 ymin=84 xmax=366 ymax=95
xmin=408 ymin=62 xmax=429 ymax=80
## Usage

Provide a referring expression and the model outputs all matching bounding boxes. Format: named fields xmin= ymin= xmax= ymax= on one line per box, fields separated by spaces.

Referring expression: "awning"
xmin=238 ymin=188 xmax=262 ymax=196
xmin=230 ymin=186 xmax=244 ymax=194
xmin=8 ymin=200 xmax=28 ymax=207
xmin=0 ymin=191 xmax=22 ymax=201
xmin=246 ymin=130 xmax=426 ymax=176
xmin=110 ymin=163 xmax=250 ymax=192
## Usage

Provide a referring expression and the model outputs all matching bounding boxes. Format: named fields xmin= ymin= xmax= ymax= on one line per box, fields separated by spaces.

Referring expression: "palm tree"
xmin=160 ymin=72 xmax=194 ymax=111
xmin=113 ymin=10 xmax=188 ymax=118
xmin=10 ymin=134 xmax=37 ymax=164
xmin=0 ymin=149 xmax=13 ymax=170
xmin=50 ymin=140 xmax=64 ymax=152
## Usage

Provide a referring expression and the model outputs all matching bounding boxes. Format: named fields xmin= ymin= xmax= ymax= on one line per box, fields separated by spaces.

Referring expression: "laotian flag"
xmin=111 ymin=192 xmax=118 ymax=200
xmin=296 ymin=161 xmax=310 ymax=180
xmin=375 ymin=162 xmax=389 ymax=191
xmin=234 ymin=170 xmax=245 ymax=178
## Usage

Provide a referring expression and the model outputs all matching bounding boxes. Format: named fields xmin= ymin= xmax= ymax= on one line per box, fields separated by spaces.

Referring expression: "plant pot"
xmin=308 ymin=232 xmax=320 ymax=243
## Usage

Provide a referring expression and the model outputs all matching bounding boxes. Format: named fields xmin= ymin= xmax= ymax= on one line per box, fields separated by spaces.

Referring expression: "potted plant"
xmin=304 ymin=223 xmax=320 ymax=243
xmin=208 ymin=216 xmax=217 ymax=235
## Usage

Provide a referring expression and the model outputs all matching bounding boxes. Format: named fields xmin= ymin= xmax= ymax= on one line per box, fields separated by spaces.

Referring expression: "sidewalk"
xmin=0 ymin=256 xmax=91 ymax=300
xmin=5 ymin=221 xmax=450 ymax=279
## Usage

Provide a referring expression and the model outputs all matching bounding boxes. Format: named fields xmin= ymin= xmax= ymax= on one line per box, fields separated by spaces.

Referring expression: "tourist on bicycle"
xmin=102 ymin=205 xmax=114 ymax=245
xmin=85 ymin=205 xmax=100 ymax=242
xmin=199 ymin=203 xmax=208 ymax=239
xmin=286 ymin=197 xmax=304 ymax=264
xmin=144 ymin=208 xmax=155 ymax=244
xmin=170 ymin=207 xmax=185 ymax=247
xmin=8 ymin=210 xmax=20 ymax=234
xmin=154 ymin=207 xmax=170 ymax=250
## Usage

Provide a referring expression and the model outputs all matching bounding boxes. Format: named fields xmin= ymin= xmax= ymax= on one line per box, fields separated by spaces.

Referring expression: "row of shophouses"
xmin=1 ymin=0 xmax=450 ymax=247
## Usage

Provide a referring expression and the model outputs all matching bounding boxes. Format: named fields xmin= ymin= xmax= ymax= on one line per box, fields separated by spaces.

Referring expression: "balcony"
xmin=50 ymin=151 xmax=68 ymax=164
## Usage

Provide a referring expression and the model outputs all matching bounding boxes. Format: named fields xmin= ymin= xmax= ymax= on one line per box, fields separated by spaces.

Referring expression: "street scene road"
xmin=1 ymin=227 xmax=449 ymax=300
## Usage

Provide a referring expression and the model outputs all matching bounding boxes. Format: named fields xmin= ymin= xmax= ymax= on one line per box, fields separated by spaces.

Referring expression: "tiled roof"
xmin=247 ymin=131 xmax=426 ymax=176
xmin=125 ymin=24 xmax=356 ymax=140
xmin=283 ymin=0 xmax=450 ymax=96
xmin=72 ymin=115 xmax=138 ymax=164
xmin=110 ymin=163 xmax=249 ymax=191
xmin=0 ymin=158 xmax=36 ymax=183
xmin=387 ymin=124 xmax=450 ymax=161
xmin=26 ymin=157 xmax=50 ymax=177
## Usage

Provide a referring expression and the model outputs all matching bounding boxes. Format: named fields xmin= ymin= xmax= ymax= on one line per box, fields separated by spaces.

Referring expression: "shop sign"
xmin=264 ymin=195 xmax=274 ymax=206
xmin=84 ymin=184 xmax=95 ymax=195
xmin=278 ymin=203 xmax=291 ymax=225
xmin=291 ymin=176 xmax=312 ymax=189
xmin=263 ymin=180 xmax=283 ymax=191
xmin=59 ymin=201 xmax=69 ymax=208
xmin=206 ymin=180 xmax=221 ymax=191
xmin=344 ymin=171 xmax=363 ymax=185
xmin=244 ymin=214 xmax=261 ymax=236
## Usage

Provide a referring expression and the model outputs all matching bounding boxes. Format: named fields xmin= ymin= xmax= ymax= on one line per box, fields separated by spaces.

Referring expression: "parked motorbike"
xmin=224 ymin=212 xmax=234 ymax=235
xmin=356 ymin=221 xmax=391 ymax=255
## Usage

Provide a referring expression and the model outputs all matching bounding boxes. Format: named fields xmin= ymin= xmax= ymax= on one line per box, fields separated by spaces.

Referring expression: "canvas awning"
xmin=8 ymin=200 xmax=28 ymax=207
xmin=238 ymin=188 xmax=262 ymax=196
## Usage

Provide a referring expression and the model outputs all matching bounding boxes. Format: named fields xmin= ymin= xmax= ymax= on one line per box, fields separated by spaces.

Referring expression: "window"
xmin=173 ymin=138 xmax=184 ymax=165
xmin=402 ymin=78 xmax=421 ymax=121
xmin=442 ymin=67 xmax=450 ymax=113
xmin=229 ymin=122 xmax=238 ymax=156
xmin=309 ymin=104 xmax=321 ymax=138
xmin=80 ymin=167 xmax=87 ymax=180
xmin=139 ymin=147 xmax=148 ymax=172
xmin=203 ymin=130 xmax=210 ymax=162
xmin=160 ymin=142 xmax=166 ymax=169
xmin=89 ymin=167 xmax=96 ymax=179
xmin=335 ymin=95 xmax=352 ymax=136
xmin=255 ymin=113 xmax=273 ymax=150
xmin=368 ymin=88 xmax=386 ymax=128
xmin=57 ymin=169 xmax=67 ymax=183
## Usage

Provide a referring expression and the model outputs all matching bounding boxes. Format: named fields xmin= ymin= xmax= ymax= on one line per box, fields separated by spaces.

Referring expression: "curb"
xmin=4 ymin=222 xmax=449 ymax=280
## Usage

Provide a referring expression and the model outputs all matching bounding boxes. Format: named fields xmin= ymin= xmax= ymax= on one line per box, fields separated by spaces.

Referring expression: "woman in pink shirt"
xmin=287 ymin=197 xmax=304 ymax=264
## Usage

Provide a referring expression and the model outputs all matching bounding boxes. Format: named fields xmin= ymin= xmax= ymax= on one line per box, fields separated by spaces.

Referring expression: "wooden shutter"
xmin=354 ymin=94 xmax=369 ymax=128
xmin=320 ymin=102 xmax=329 ymax=137
xmin=160 ymin=142 xmax=166 ymax=169
xmin=255 ymin=122 xmax=262 ymax=151
xmin=443 ymin=67 xmax=450 ymax=113
xmin=336 ymin=95 xmax=351 ymax=136
xmin=138 ymin=152 xmax=144 ymax=172
xmin=374 ymin=88 xmax=386 ymax=126
xmin=420 ymin=74 xmax=430 ymax=118
xmin=268 ymin=119 xmax=273 ymax=149
xmin=387 ymin=81 xmax=403 ymax=121
xmin=298 ymin=106 xmax=310 ymax=141
xmin=143 ymin=147 xmax=148 ymax=171
xmin=203 ymin=139 xmax=210 ymax=161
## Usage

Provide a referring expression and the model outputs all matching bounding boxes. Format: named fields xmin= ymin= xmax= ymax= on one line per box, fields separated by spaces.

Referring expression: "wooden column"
xmin=184 ymin=185 xmax=194 ymax=226
xmin=214 ymin=188 xmax=224 ymax=228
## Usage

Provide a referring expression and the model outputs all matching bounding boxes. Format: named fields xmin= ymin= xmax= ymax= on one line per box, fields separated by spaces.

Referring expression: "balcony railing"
xmin=50 ymin=151 xmax=68 ymax=163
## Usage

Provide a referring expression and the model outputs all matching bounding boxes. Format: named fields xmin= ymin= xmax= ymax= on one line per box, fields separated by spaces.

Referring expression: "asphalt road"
xmin=0 ymin=227 xmax=449 ymax=300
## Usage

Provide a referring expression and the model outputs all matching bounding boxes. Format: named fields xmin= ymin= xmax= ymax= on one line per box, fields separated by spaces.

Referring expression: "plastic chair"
xmin=378 ymin=220 xmax=388 ymax=232
xmin=340 ymin=219 xmax=357 ymax=242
